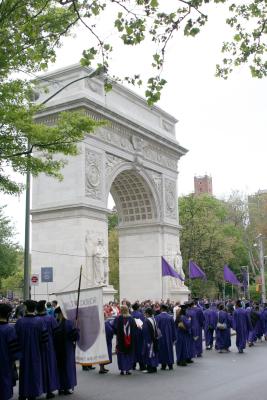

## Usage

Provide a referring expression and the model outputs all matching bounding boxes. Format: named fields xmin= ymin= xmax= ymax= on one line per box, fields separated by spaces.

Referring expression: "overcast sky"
xmin=2 ymin=4 xmax=267 ymax=245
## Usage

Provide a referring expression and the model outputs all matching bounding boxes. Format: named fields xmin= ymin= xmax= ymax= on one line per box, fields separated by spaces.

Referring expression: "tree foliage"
xmin=0 ymin=206 xmax=21 ymax=287
xmin=179 ymin=193 xmax=249 ymax=297
xmin=0 ymin=0 xmax=104 ymax=195
xmin=2 ymin=0 xmax=267 ymax=194
xmin=108 ymin=229 xmax=119 ymax=292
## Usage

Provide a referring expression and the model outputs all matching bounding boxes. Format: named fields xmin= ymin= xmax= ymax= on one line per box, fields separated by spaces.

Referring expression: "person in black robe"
xmin=0 ymin=303 xmax=20 ymax=400
xmin=54 ymin=307 xmax=80 ymax=395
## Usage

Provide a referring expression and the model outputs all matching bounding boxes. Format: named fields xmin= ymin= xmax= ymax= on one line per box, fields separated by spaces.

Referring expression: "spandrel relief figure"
xmin=93 ymin=238 xmax=109 ymax=286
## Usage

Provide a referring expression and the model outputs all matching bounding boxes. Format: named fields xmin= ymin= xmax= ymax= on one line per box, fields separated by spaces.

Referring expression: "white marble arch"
xmin=31 ymin=63 xmax=190 ymax=303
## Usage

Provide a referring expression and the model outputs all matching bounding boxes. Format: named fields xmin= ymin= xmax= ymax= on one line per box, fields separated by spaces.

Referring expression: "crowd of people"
xmin=1 ymin=296 xmax=267 ymax=400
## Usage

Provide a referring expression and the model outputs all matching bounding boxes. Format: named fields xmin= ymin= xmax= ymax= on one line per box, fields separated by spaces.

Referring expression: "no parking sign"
xmin=31 ymin=274 xmax=39 ymax=286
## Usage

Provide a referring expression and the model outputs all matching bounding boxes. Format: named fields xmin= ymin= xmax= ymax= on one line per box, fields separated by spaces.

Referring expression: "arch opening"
xmin=110 ymin=169 xmax=158 ymax=226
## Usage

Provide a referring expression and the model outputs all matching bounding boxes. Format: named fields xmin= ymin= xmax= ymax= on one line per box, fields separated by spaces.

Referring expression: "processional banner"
xmin=56 ymin=287 xmax=109 ymax=364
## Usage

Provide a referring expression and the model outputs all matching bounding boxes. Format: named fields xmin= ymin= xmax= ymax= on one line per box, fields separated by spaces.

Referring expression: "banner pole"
xmin=75 ymin=265 xmax=83 ymax=327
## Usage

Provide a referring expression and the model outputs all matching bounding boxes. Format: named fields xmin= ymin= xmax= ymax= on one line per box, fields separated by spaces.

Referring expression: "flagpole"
xmin=75 ymin=265 xmax=83 ymax=327
xmin=223 ymin=282 xmax=226 ymax=303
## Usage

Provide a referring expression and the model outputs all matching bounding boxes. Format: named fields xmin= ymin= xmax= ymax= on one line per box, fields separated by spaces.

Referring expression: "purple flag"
xmin=223 ymin=265 xmax=241 ymax=286
xmin=162 ymin=257 xmax=185 ymax=281
xmin=189 ymin=260 xmax=206 ymax=279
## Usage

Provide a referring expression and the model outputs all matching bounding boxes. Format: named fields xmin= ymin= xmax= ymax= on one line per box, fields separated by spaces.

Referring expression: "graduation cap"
xmin=24 ymin=300 xmax=37 ymax=313
xmin=36 ymin=300 xmax=46 ymax=313
xmin=0 ymin=303 xmax=13 ymax=319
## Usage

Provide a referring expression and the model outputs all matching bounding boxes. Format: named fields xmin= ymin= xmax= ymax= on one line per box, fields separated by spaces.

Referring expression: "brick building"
xmin=194 ymin=175 xmax=213 ymax=195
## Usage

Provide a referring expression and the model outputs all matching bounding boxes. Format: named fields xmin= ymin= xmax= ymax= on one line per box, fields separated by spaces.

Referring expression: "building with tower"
xmin=194 ymin=175 xmax=213 ymax=195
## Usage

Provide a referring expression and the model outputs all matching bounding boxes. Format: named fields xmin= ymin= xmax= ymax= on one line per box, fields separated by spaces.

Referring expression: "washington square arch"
xmin=31 ymin=64 xmax=190 ymax=303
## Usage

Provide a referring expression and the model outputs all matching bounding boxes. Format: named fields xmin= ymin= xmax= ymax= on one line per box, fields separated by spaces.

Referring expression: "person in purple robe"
xmin=175 ymin=305 xmax=192 ymax=366
xmin=99 ymin=318 xmax=114 ymax=374
xmin=131 ymin=302 xmax=145 ymax=371
xmin=114 ymin=305 xmax=137 ymax=375
xmin=155 ymin=304 xmax=176 ymax=370
xmin=0 ymin=303 xmax=21 ymax=400
xmin=215 ymin=303 xmax=231 ymax=353
xmin=261 ymin=303 xmax=267 ymax=340
xmin=248 ymin=305 xmax=258 ymax=346
xmin=203 ymin=303 xmax=217 ymax=350
xmin=142 ymin=307 xmax=159 ymax=373
xmin=54 ymin=307 xmax=80 ymax=395
xmin=254 ymin=305 xmax=264 ymax=340
xmin=15 ymin=300 xmax=48 ymax=400
xmin=186 ymin=300 xmax=205 ymax=357
xmin=36 ymin=300 xmax=59 ymax=398
xmin=232 ymin=300 xmax=250 ymax=353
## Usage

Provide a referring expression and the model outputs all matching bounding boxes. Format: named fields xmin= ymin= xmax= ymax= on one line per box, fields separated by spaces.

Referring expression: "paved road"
xmin=13 ymin=338 xmax=267 ymax=400
xmin=73 ymin=339 xmax=267 ymax=400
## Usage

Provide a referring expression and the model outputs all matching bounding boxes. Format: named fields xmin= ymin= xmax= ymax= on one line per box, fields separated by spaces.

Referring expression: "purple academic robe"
xmin=155 ymin=312 xmax=176 ymax=367
xmin=255 ymin=311 xmax=264 ymax=339
xmin=131 ymin=310 xmax=145 ymax=368
xmin=261 ymin=308 xmax=267 ymax=336
xmin=215 ymin=311 xmax=231 ymax=351
xmin=232 ymin=308 xmax=250 ymax=351
xmin=105 ymin=319 xmax=114 ymax=363
xmin=15 ymin=315 xmax=48 ymax=398
xmin=0 ymin=322 xmax=20 ymax=400
xmin=203 ymin=309 xmax=217 ymax=348
xmin=54 ymin=319 xmax=79 ymax=391
xmin=114 ymin=315 xmax=136 ymax=372
xmin=37 ymin=313 xmax=59 ymax=393
xmin=175 ymin=315 xmax=192 ymax=362
xmin=187 ymin=307 xmax=205 ymax=356
xmin=142 ymin=317 xmax=159 ymax=368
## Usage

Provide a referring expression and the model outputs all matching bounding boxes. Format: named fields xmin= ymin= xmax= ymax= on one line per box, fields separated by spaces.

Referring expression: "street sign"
xmin=31 ymin=274 xmax=39 ymax=286
xmin=41 ymin=267 xmax=53 ymax=283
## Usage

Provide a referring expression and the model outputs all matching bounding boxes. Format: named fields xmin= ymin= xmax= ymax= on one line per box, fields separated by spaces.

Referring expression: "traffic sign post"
xmin=31 ymin=274 xmax=39 ymax=286
xmin=31 ymin=274 xmax=39 ymax=300
xmin=41 ymin=267 xmax=53 ymax=300
xmin=41 ymin=267 xmax=53 ymax=283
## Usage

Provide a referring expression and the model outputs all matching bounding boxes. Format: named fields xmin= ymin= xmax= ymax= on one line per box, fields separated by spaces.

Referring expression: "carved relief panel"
xmin=164 ymin=178 xmax=177 ymax=219
xmin=85 ymin=149 xmax=102 ymax=199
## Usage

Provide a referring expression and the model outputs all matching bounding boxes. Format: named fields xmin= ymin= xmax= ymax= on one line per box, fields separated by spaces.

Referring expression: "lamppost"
xmin=241 ymin=266 xmax=250 ymax=300
xmin=23 ymin=66 xmax=106 ymax=300
xmin=255 ymin=234 xmax=266 ymax=303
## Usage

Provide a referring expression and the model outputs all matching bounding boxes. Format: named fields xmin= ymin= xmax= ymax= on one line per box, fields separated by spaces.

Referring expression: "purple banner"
xmin=189 ymin=260 xmax=206 ymax=280
xmin=223 ymin=265 xmax=241 ymax=286
xmin=162 ymin=257 xmax=185 ymax=281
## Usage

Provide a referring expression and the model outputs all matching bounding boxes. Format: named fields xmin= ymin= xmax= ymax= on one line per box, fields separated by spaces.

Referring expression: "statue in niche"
xmin=93 ymin=238 xmax=109 ymax=286
xmin=85 ymin=232 xmax=94 ymax=286
xmin=173 ymin=251 xmax=185 ymax=288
